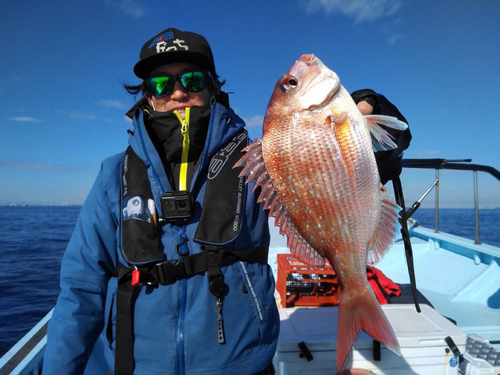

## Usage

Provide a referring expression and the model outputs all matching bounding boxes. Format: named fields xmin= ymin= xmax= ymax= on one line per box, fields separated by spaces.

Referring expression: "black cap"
xmin=134 ymin=28 xmax=216 ymax=79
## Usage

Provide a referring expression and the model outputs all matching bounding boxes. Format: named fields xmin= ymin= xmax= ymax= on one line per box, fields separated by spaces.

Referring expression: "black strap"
xmin=392 ymin=176 xmax=421 ymax=313
xmin=130 ymin=246 xmax=268 ymax=287
xmin=373 ymin=339 xmax=382 ymax=361
xmin=114 ymin=267 xmax=136 ymax=375
xmin=113 ymin=246 xmax=268 ymax=375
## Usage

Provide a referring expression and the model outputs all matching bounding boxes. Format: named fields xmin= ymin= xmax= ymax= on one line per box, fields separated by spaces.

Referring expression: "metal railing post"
xmin=402 ymin=158 xmax=500 ymax=245
xmin=473 ymin=171 xmax=481 ymax=244
xmin=435 ymin=169 xmax=439 ymax=233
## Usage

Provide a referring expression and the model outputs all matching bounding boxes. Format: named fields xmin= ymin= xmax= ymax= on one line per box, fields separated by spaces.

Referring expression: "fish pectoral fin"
xmin=364 ymin=115 xmax=408 ymax=131
xmin=367 ymin=197 xmax=401 ymax=265
xmin=364 ymin=115 xmax=408 ymax=152
xmin=326 ymin=110 xmax=348 ymax=126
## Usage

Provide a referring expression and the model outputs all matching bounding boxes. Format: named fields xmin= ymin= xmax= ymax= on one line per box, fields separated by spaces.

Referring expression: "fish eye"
xmin=281 ymin=76 xmax=298 ymax=92
xmin=287 ymin=78 xmax=298 ymax=87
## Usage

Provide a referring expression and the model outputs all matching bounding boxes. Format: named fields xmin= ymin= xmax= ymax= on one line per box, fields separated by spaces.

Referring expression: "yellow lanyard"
xmin=173 ymin=108 xmax=191 ymax=191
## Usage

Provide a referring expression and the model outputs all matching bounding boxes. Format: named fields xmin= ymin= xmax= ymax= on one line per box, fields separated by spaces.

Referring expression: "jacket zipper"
xmin=177 ymin=229 xmax=188 ymax=375
xmin=173 ymin=108 xmax=191 ymax=191
xmin=135 ymin=109 xmax=189 ymax=374
xmin=173 ymin=108 xmax=190 ymax=375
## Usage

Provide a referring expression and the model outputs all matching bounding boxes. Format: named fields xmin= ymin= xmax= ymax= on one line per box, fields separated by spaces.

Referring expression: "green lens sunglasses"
xmin=147 ymin=70 xmax=213 ymax=98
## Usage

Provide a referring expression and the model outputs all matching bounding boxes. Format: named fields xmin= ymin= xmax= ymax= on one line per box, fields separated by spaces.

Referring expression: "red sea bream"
xmin=235 ymin=54 xmax=408 ymax=373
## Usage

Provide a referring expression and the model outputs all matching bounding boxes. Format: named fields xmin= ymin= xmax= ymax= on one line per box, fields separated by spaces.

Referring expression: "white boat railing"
xmin=402 ymin=158 xmax=500 ymax=244
xmin=0 ymin=309 xmax=53 ymax=375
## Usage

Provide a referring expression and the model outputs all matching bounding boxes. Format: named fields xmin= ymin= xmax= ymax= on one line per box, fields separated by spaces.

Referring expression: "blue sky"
xmin=1 ymin=0 xmax=499 ymax=208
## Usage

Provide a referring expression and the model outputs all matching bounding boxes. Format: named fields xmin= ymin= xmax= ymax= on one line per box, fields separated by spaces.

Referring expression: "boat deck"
xmin=378 ymin=226 xmax=500 ymax=345
xmin=268 ymin=220 xmax=500 ymax=347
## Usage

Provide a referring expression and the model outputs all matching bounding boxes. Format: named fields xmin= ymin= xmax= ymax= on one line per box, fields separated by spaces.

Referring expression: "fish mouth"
xmin=298 ymin=55 xmax=341 ymax=111
xmin=285 ymin=54 xmax=341 ymax=112
xmin=313 ymin=80 xmax=339 ymax=110
xmin=305 ymin=75 xmax=340 ymax=111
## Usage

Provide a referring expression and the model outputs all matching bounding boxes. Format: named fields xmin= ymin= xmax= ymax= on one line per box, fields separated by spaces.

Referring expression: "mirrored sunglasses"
xmin=147 ymin=70 xmax=212 ymax=98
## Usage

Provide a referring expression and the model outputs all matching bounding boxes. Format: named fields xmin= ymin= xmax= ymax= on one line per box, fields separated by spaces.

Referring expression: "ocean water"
xmin=411 ymin=208 xmax=500 ymax=246
xmin=0 ymin=206 xmax=499 ymax=357
xmin=0 ymin=206 xmax=81 ymax=357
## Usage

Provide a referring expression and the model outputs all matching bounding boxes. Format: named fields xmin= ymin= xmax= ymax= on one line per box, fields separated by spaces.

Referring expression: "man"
xmin=43 ymin=28 xmax=279 ymax=375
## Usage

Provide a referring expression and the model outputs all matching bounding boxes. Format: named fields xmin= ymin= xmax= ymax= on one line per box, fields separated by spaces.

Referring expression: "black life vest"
xmin=113 ymin=129 xmax=268 ymax=375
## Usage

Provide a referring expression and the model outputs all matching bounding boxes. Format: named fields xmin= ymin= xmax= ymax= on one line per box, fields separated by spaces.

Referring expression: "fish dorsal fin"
xmin=367 ymin=196 xmax=401 ymax=265
xmin=234 ymin=139 xmax=325 ymax=268
xmin=364 ymin=115 xmax=408 ymax=152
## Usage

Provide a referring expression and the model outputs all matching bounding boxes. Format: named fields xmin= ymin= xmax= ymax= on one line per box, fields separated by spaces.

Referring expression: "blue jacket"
xmin=43 ymin=103 xmax=279 ymax=374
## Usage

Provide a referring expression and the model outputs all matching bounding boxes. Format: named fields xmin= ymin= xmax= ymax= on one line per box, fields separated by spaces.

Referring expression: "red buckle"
xmin=131 ymin=269 xmax=140 ymax=286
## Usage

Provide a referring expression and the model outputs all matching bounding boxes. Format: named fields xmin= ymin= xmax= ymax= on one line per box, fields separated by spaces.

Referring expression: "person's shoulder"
xmin=212 ymin=103 xmax=246 ymax=134
xmin=98 ymin=151 xmax=126 ymax=191
xmin=101 ymin=151 xmax=126 ymax=171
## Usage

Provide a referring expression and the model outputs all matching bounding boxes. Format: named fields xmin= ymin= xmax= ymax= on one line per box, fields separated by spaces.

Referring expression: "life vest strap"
xmin=114 ymin=245 xmax=268 ymax=287
xmin=114 ymin=266 xmax=137 ymax=375
xmin=113 ymin=246 xmax=268 ymax=375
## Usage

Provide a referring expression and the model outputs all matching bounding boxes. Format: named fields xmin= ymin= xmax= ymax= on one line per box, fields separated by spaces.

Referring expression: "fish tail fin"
xmin=337 ymin=289 xmax=400 ymax=372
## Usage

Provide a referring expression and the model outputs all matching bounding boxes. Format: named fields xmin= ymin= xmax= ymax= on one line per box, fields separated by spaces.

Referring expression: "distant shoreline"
xmin=0 ymin=205 xmax=498 ymax=210
xmin=0 ymin=204 xmax=83 ymax=208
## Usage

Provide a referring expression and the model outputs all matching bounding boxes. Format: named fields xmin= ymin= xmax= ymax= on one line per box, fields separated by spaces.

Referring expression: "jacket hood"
xmin=127 ymin=102 xmax=245 ymax=194
xmin=126 ymin=97 xmax=148 ymax=119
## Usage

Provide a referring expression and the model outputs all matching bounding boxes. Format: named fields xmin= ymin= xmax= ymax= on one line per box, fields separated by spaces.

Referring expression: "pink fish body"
xmin=236 ymin=54 xmax=407 ymax=373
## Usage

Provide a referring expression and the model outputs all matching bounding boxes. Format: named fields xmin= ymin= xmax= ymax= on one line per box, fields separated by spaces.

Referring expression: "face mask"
xmin=145 ymin=105 xmax=211 ymax=163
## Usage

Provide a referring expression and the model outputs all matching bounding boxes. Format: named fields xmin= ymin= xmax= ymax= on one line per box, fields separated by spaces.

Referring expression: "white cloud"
xmin=104 ymin=0 xmax=145 ymax=18
xmin=69 ymin=111 xmax=97 ymax=121
xmin=243 ymin=115 xmax=264 ymax=128
xmin=8 ymin=117 xmax=45 ymax=123
xmin=54 ymin=110 xmax=97 ymax=121
xmin=96 ymin=99 xmax=125 ymax=109
xmin=381 ymin=17 xmax=404 ymax=44
xmin=0 ymin=162 xmax=77 ymax=172
xmin=386 ymin=33 xmax=403 ymax=44
xmin=306 ymin=0 xmax=402 ymax=23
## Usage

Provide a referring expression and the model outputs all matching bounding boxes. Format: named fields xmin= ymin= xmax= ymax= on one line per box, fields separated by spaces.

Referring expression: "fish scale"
xmin=296 ymin=116 xmax=373 ymax=255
